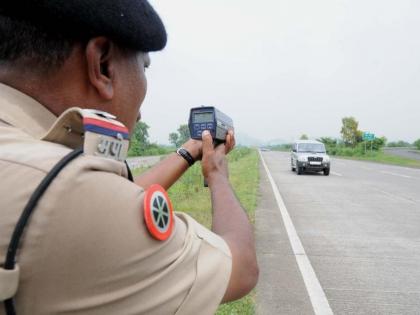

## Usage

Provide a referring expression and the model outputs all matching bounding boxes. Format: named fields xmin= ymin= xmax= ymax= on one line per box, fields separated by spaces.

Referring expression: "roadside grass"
xmin=169 ymin=147 xmax=260 ymax=315
xmin=335 ymin=150 xmax=420 ymax=168
xmin=133 ymin=148 xmax=260 ymax=314
xmin=167 ymin=147 xmax=259 ymax=228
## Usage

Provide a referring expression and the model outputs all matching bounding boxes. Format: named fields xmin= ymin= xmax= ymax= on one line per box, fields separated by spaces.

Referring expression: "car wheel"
xmin=291 ymin=160 xmax=296 ymax=172
xmin=323 ymin=168 xmax=330 ymax=176
xmin=297 ymin=166 xmax=303 ymax=175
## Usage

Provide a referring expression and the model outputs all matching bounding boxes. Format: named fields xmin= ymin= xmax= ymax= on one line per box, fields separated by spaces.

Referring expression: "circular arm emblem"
xmin=143 ymin=184 xmax=174 ymax=241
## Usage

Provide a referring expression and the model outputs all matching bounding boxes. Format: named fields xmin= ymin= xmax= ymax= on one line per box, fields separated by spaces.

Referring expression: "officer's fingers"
xmin=226 ymin=130 xmax=235 ymax=154
xmin=231 ymin=131 xmax=236 ymax=148
xmin=215 ymin=143 xmax=227 ymax=155
xmin=225 ymin=134 xmax=232 ymax=154
xmin=202 ymin=130 xmax=214 ymax=154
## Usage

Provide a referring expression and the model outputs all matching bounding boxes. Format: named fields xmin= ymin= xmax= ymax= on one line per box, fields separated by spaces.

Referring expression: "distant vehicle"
xmin=260 ymin=147 xmax=270 ymax=152
xmin=291 ymin=140 xmax=330 ymax=176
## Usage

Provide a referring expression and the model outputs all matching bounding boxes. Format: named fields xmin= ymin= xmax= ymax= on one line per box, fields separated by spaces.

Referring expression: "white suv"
xmin=291 ymin=140 xmax=331 ymax=176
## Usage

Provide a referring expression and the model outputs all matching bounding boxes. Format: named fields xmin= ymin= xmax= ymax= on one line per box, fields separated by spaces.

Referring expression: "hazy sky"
xmin=142 ymin=0 xmax=420 ymax=144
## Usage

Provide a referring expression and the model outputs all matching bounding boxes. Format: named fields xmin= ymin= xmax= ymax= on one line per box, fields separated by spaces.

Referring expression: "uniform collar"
xmin=0 ymin=83 xmax=56 ymax=139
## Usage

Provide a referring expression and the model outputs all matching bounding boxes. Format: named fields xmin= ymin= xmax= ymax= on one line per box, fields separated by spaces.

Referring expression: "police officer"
xmin=0 ymin=1 xmax=258 ymax=314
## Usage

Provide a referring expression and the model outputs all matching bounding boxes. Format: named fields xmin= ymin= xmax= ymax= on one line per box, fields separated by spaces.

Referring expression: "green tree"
xmin=299 ymin=134 xmax=309 ymax=140
xmin=128 ymin=121 xmax=150 ymax=156
xmin=317 ymin=137 xmax=339 ymax=154
xmin=177 ymin=124 xmax=190 ymax=144
xmin=169 ymin=124 xmax=190 ymax=147
xmin=318 ymin=137 xmax=337 ymax=147
xmin=133 ymin=121 xmax=150 ymax=146
xmin=128 ymin=136 xmax=141 ymax=156
xmin=371 ymin=136 xmax=387 ymax=151
xmin=414 ymin=139 xmax=420 ymax=150
xmin=168 ymin=132 xmax=179 ymax=147
xmin=341 ymin=117 xmax=361 ymax=147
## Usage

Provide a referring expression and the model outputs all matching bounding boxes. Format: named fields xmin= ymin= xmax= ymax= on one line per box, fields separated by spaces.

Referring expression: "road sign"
xmin=362 ymin=132 xmax=375 ymax=141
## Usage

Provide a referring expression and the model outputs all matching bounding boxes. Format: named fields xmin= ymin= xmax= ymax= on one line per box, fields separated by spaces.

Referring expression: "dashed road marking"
xmin=372 ymin=187 xmax=416 ymax=204
xmin=380 ymin=171 xmax=412 ymax=179
xmin=259 ymin=151 xmax=334 ymax=315
xmin=331 ymin=171 xmax=343 ymax=177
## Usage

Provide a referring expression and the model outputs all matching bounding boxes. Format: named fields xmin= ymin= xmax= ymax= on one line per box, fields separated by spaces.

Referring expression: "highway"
xmin=384 ymin=148 xmax=420 ymax=161
xmin=256 ymin=151 xmax=420 ymax=315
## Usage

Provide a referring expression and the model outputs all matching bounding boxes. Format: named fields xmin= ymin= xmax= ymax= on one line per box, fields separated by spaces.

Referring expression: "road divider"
xmin=259 ymin=151 xmax=334 ymax=315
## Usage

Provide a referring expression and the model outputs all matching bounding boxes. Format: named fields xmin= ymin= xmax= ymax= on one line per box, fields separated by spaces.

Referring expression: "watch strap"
xmin=176 ymin=148 xmax=195 ymax=166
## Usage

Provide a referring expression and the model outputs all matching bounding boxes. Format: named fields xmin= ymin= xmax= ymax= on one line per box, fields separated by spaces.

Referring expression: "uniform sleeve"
xmin=174 ymin=213 xmax=232 ymax=315
xmin=21 ymin=159 xmax=231 ymax=315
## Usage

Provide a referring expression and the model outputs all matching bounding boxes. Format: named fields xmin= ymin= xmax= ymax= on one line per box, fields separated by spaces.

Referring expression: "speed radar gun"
xmin=188 ymin=106 xmax=234 ymax=143
xmin=188 ymin=106 xmax=234 ymax=187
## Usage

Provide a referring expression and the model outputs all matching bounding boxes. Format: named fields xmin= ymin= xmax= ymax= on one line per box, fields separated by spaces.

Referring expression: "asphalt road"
xmin=256 ymin=151 xmax=420 ymax=315
xmin=384 ymin=148 xmax=420 ymax=161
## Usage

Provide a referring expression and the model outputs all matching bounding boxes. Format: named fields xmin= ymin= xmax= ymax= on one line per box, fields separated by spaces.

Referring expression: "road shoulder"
xmin=255 ymin=161 xmax=314 ymax=315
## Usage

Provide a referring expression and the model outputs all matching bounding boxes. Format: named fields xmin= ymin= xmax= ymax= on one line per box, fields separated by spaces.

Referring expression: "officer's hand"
xmin=225 ymin=129 xmax=236 ymax=154
xmin=201 ymin=130 xmax=230 ymax=184
xmin=182 ymin=130 xmax=236 ymax=162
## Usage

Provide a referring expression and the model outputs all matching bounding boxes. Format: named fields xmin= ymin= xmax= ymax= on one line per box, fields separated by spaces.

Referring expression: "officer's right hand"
xmin=201 ymin=130 xmax=235 ymax=184
xmin=201 ymin=129 xmax=259 ymax=302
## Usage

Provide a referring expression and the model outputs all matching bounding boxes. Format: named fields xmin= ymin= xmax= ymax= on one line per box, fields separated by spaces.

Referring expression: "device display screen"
xmin=193 ymin=112 xmax=213 ymax=123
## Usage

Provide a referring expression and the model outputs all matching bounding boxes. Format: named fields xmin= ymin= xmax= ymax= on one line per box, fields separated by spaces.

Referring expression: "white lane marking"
xmin=259 ymin=151 xmax=334 ymax=315
xmin=380 ymin=171 xmax=412 ymax=179
xmin=331 ymin=171 xmax=343 ymax=177
xmin=372 ymin=187 xmax=416 ymax=204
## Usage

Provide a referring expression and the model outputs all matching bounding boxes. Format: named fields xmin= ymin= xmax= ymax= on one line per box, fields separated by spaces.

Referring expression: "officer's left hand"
xmin=182 ymin=130 xmax=236 ymax=161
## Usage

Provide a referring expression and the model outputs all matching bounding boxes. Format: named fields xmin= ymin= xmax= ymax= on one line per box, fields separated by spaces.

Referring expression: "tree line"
xmin=128 ymin=119 xmax=419 ymax=157
xmin=127 ymin=122 xmax=171 ymax=157
xmin=317 ymin=117 xmax=386 ymax=156
xmin=270 ymin=117 xmax=419 ymax=156
xmin=127 ymin=123 xmax=191 ymax=157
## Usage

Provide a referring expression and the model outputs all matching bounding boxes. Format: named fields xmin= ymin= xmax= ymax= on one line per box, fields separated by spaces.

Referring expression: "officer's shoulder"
xmin=42 ymin=107 xmax=132 ymax=178
xmin=8 ymin=107 xmax=132 ymax=178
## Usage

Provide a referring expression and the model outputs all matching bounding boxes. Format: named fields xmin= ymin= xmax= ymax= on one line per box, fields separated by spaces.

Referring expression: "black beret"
xmin=0 ymin=0 xmax=167 ymax=52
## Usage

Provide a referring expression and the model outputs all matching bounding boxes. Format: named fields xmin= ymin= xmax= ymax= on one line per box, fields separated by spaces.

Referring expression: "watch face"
xmin=143 ymin=184 xmax=174 ymax=241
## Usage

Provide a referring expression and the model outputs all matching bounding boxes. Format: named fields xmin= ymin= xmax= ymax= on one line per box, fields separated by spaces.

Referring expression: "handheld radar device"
xmin=188 ymin=106 xmax=234 ymax=142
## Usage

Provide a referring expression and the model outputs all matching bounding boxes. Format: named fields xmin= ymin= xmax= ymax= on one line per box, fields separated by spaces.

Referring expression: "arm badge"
xmin=143 ymin=184 xmax=174 ymax=241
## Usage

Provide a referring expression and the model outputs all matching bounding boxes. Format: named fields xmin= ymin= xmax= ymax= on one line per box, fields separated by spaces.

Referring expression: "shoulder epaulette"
xmin=42 ymin=108 xmax=130 ymax=161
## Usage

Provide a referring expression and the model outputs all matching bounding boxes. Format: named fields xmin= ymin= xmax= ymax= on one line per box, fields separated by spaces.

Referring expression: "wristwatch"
xmin=176 ymin=147 xmax=195 ymax=166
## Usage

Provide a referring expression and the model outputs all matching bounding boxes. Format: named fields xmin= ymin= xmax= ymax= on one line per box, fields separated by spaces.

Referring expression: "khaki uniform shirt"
xmin=0 ymin=83 xmax=232 ymax=315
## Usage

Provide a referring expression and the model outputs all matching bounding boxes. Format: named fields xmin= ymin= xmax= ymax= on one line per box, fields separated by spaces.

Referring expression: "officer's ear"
xmin=85 ymin=37 xmax=115 ymax=100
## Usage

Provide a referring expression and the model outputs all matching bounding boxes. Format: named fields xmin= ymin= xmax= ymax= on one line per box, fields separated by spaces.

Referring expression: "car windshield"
xmin=297 ymin=143 xmax=326 ymax=153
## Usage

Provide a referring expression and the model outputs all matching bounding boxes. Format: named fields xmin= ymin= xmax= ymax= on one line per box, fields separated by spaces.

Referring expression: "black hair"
xmin=0 ymin=15 xmax=75 ymax=72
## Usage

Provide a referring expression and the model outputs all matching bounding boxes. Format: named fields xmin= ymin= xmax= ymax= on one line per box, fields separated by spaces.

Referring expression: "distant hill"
xmin=236 ymin=133 xmax=263 ymax=147
xmin=236 ymin=133 xmax=291 ymax=147
xmin=265 ymin=138 xmax=290 ymax=146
